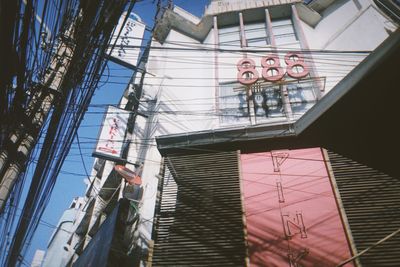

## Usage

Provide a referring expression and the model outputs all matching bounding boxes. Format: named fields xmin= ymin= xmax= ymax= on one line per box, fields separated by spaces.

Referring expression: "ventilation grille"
xmin=328 ymin=150 xmax=400 ymax=266
xmin=151 ymin=151 xmax=247 ymax=266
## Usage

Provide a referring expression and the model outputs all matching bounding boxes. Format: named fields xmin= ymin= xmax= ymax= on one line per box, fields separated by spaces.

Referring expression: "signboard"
xmin=108 ymin=12 xmax=145 ymax=69
xmin=240 ymin=148 xmax=354 ymax=266
xmin=237 ymin=52 xmax=309 ymax=85
xmin=93 ymin=106 xmax=130 ymax=161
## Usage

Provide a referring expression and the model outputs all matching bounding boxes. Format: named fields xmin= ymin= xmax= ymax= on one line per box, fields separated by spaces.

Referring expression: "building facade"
xmin=44 ymin=0 xmax=399 ymax=266
xmin=42 ymin=197 xmax=86 ymax=267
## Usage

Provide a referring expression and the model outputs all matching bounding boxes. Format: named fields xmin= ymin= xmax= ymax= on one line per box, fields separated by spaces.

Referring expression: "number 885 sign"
xmin=237 ymin=52 xmax=309 ymax=85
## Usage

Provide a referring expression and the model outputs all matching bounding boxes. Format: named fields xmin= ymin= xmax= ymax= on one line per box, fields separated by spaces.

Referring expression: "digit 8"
xmin=284 ymin=52 xmax=309 ymax=79
xmin=237 ymin=58 xmax=259 ymax=85
xmin=261 ymin=54 xmax=285 ymax=82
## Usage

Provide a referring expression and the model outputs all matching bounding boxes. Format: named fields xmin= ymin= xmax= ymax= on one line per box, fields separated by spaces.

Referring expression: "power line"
xmin=106 ymin=43 xmax=372 ymax=54
xmin=76 ymin=133 xmax=91 ymax=180
xmin=337 ymin=228 xmax=400 ymax=266
xmin=1 ymin=0 xmax=137 ymax=265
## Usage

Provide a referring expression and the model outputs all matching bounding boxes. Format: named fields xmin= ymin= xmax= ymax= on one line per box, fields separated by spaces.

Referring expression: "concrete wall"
xmin=143 ymin=0 xmax=397 ymax=138
xmin=301 ymin=0 xmax=397 ymax=92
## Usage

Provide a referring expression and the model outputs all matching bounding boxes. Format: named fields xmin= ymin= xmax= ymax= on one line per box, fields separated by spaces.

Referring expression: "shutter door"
xmin=152 ymin=151 xmax=247 ymax=266
xmin=328 ymin=150 xmax=400 ymax=266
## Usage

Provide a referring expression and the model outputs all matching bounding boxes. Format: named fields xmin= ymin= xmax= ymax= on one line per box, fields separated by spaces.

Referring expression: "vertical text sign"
xmin=108 ymin=12 xmax=145 ymax=67
xmin=94 ymin=106 xmax=130 ymax=160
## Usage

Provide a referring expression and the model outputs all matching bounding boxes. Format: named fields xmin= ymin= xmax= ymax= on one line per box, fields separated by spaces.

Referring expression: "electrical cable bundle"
xmin=0 ymin=0 xmax=135 ymax=266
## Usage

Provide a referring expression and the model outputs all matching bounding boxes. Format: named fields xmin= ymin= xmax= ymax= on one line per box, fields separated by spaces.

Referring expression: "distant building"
xmin=31 ymin=250 xmax=45 ymax=267
xmin=45 ymin=0 xmax=399 ymax=266
xmin=41 ymin=197 xmax=85 ymax=267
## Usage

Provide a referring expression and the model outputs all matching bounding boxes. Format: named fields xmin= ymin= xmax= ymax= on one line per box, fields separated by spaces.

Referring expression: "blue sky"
xmin=24 ymin=0 xmax=210 ymax=265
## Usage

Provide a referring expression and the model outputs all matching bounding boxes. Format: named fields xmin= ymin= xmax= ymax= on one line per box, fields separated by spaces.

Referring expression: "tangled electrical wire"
xmin=0 ymin=0 xmax=135 ymax=266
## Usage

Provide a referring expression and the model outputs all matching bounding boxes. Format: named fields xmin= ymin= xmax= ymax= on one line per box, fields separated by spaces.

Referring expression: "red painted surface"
xmin=236 ymin=52 xmax=310 ymax=85
xmin=114 ymin=165 xmax=142 ymax=185
xmin=240 ymin=148 xmax=353 ymax=267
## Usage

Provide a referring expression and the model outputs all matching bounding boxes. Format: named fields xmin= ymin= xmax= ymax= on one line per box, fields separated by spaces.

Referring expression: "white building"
xmin=45 ymin=0 xmax=398 ymax=266
xmin=30 ymin=250 xmax=45 ymax=267
xmin=41 ymin=197 xmax=86 ymax=267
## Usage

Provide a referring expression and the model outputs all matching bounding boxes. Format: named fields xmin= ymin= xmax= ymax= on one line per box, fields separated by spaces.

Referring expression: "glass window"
xmin=244 ymin=22 xmax=268 ymax=47
xmin=219 ymin=83 xmax=288 ymax=125
xmin=271 ymin=19 xmax=297 ymax=45
xmin=219 ymin=83 xmax=249 ymax=124
xmin=253 ymin=85 xmax=284 ymax=122
xmin=287 ymin=82 xmax=317 ymax=116
xmin=219 ymin=26 xmax=241 ymax=48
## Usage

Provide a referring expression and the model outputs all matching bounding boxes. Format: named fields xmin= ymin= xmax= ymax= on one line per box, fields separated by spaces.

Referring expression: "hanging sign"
xmin=108 ymin=12 xmax=146 ymax=69
xmin=93 ymin=106 xmax=130 ymax=161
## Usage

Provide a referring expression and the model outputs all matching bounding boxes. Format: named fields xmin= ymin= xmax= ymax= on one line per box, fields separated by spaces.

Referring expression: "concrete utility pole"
xmin=0 ymin=26 xmax=75 ymax=212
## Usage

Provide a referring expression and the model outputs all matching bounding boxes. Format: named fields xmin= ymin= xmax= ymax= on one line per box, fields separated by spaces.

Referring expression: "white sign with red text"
xmin=93 ymin=106 xmax=130 ymax=161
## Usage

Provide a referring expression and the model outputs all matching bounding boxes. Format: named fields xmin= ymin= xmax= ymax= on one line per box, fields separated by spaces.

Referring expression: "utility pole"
xmin=0 ymin=26 xmax=75 ymax=213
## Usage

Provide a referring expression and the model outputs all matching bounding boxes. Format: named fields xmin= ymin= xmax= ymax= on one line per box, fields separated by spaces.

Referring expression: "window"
xmin=219 ymin=17 xmax=298 ymax=48
xmin=219 ymin=83 xmax=249 ymax=124
xmin=244 ymin=22 xmax=268 ymax=47
xmin=219 ymin=26 xmax=241 ymax=48
xmin=287 ymin=81 xmax=317 ymax=116
xmin=219 ymin=81 xmax=317 ymax=126
xmin=271 ymin=19 xmax=297 ymax=45
xmin=219 ymin=83 xmax=287 ymax=125
xmin=253 ymin=85 xmax=284 ymax=122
